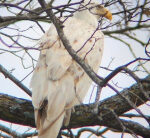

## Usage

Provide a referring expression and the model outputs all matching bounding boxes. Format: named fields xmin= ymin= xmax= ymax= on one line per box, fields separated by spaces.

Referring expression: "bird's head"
xmin=80 ymin=0 xmax=112 ymax=21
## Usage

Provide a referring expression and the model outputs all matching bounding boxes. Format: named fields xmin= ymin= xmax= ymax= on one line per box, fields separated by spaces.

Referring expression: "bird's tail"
xmin=37 ymin=110 xmax=65 ymax=138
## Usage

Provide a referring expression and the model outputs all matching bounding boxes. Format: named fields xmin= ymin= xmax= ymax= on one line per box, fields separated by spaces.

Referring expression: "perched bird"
xmin=30 ymin=0 xmax=112 ymax=137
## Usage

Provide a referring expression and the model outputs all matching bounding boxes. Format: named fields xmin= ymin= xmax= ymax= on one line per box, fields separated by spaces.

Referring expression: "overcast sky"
xmin=0 ymin=0 xmax=150 ymax=137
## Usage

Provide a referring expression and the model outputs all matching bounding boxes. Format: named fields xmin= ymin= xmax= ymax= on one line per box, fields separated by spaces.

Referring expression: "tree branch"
xmin=108 ymin=119 xmax=150 ymax=137
xmin=0 ymin=75 xmax=150 ymax=137
xmin=0 ymin=64 xmax=32 ymax=96
xmin=103 ymin=25 xmax=150 ymax=35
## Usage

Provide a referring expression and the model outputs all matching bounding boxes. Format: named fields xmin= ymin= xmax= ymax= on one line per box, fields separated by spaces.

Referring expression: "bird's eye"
xmin=97 ymin=4 xmax=103 ymax=9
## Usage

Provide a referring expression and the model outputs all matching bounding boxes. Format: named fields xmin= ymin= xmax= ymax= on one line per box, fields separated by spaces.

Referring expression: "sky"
xmin=0 ymin=0 xmax=150 ymax=137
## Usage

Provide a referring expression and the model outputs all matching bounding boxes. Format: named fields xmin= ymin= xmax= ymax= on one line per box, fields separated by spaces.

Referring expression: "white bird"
xmin=30 ymin=0 xmax=112 ymax=137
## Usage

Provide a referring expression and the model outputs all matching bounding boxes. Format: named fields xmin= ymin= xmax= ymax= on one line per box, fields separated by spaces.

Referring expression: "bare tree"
xmin=0 ymin=0 xmax=150 ymax=137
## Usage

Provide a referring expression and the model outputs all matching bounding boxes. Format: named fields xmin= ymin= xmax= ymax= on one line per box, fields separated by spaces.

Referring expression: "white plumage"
xmin=30 ymin=0 xmax=112 ymax=137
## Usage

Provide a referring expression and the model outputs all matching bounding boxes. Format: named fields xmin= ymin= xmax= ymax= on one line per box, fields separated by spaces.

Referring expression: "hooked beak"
xmin=104 ymin=9 xmax=112 ymax=20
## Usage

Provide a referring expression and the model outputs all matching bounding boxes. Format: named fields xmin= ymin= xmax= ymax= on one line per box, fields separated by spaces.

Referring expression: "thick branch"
xmin=0 ymin=93 xmax=34 ymax=127
xmin=0 ymin=75 xmax=150 ymax=137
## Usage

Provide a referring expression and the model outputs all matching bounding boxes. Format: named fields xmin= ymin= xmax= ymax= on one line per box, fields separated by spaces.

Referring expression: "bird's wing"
xmin=31 ymin=24 xmax=72 ymax=106
xmin=30 ymin=24 xmax=73 ymax=132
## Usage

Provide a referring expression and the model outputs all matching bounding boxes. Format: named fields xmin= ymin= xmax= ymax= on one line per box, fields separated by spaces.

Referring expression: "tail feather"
xmin=35 ymin=108 xmax=65 ymax=138
xmin=38 ymin=111 xmax=65 ymax=138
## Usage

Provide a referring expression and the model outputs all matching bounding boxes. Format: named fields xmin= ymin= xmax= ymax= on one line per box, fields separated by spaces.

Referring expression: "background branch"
xmin=0 ymin=64 xmax=32 ymax=96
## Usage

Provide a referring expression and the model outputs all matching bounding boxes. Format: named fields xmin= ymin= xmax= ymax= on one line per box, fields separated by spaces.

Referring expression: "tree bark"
xmin=0 ymin=75 xmax=150 ymax=137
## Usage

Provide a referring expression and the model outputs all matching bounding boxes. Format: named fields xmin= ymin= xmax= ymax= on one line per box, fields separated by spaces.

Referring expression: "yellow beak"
xmin=101 ymin=7 xmax=112 ymax=20
xmin=104 ymin=8 xmax=112 ymax=20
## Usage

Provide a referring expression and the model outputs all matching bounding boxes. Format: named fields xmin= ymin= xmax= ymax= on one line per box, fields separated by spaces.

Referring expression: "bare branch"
xmin=0 ymin=64 xmax=32 ymax=96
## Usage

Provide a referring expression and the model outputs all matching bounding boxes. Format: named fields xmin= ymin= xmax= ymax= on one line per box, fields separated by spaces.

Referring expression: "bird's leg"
xmin=71 ymin=106 xmax=75 ymax=113
xmin=63 ymin=85 xmax=83 ymax=127
xmin=63 ymin=109 xmax=72 ymax=126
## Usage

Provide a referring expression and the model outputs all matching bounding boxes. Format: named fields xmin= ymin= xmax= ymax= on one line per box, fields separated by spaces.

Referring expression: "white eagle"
xmin=30 ymin=0 xmax=112 ymax=137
